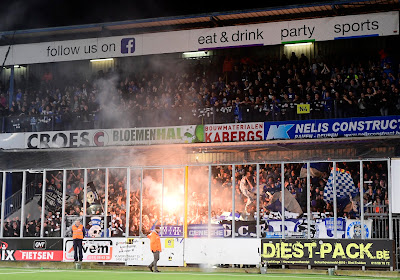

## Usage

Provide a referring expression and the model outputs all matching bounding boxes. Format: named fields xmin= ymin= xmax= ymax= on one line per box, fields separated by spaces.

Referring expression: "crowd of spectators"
xmin=1 ymin=50 xmax=400 ymax=133
xmin=2 ymin=218 xmax=21 ymax=237
xmin=64 ymin=168 xmax=127 ymax=237
xmin=185 ymin=161 xmax=389 ymax=227
xmin=362 ymin=161 xmax=389 ymax=213
xmin=107 ymin=169 xmax=127 ymax=237
xmin=2 ymin=171 xmax=64 ymax=237
xmin=103 ymin=161 xmax=390 ymax=237
xmin=1 ymin=161 xmax=388 ymax=237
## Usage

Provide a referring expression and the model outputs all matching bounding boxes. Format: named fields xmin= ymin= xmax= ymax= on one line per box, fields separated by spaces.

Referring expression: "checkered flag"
xmin=323 ymin=168 xmax=358 ymax=203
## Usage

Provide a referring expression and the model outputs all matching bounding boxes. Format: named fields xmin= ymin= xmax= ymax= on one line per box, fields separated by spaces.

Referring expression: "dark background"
xmin=0 ymin=0 xmax=331 ymax=31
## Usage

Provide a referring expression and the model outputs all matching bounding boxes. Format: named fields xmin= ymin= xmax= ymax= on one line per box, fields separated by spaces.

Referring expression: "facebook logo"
xmin=121 ymin=38 xmax=135 ymax=54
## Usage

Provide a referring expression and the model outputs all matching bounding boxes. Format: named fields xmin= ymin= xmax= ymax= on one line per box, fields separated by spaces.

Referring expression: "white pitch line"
xmin=0 ymin=271 xmax=43 ymax=275
xmin=0 ymin=269 xmax=394 ymax=280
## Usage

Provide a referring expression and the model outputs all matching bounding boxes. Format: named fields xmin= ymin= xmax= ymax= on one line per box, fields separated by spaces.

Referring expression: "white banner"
xmin=0 ymin=11 xmax=397 ymax=65
xmin=0 ymin=133 xmax=25 ymax=149
xmin=64 ymin=238 xmax=128 ymax=262
xmin=345 ymin=219 xmax=373 ymax=239
xmin=22 ymin=125 xmax=200 ymax=149
xmin=391 ymin=158 xmax=400 ymax=214
xmin=190 ymin=11 xmax=398 ymax=50
xmin=184 ymin=238 xmax=260 ymax=265
xmin=63 ymin=237 xmax=184 ymax=265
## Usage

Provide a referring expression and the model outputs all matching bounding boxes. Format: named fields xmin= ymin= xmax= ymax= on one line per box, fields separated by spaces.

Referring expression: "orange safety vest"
xmin=147 ymin=231 xmax=161 ymax=252
xmin=72 ymin=224 xmax=84 ymax=239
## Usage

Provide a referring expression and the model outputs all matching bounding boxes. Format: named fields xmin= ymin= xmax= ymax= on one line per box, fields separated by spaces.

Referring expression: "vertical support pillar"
xmin=307 ymin=162 xmax=311 ymax=239
xmin=281 ymin=163 xmax=285 ymax=239
xmin=388 ymin=158 xmax=394 ymax=272
xmin=0 ymin=172 xmax=6 ymax=237
xmin=333 ymin=162 xmax=337 ymax=239
xmin=184 ymin=166 xmax=189 ymax=239
xmin=104 ymin=168 xmax=109 ymax=237
xmin=20 ymin=171 xmax=27 ymax=237
xmin=388 ymin=159 xmax=393 ymax=240
xmin=8 ymin=66 xmax=14 ymax=109
xmin=126 ymin=168 xmax=131 ymax=237
xmin=83 ymin=169 xmax=88 ymax=229
xmin=208 ymin=165 xmax=212 ymax=238
xmin=139 ymin=168 xmax=143 ymax=235
xmin=232 ymin=165 xmax=235 ymax=239
xmin=360 ymin=161 xmax=365 ymax=239
xmin=161 ymin=168 xmax=164 ymax=237
xmin=256 ymin=164 xmax=260 ymax=238
xmin=40 ymin=170 xmax=46 ymax=237
xmin=61 ymin=169 xmax=67 ymax=238
xmin=360 ymin=161 xmax=366 ymax=271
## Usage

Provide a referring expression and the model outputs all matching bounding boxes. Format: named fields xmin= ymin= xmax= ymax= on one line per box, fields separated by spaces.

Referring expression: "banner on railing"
xmin=188 ymin=217 xmax=372 ymax=239
xmin=204 ymin=122 xmax=264 ymax=143
xmin=24 ymin=125 xmax=204 ymax=149
xmin=160 ymin=225 xmax=184 ymax=237
xmin=264 ymin=115 xmax=400 ymax=140
xmin=264 ymin=217 xmax=372 ymax=239
xmin=63 ymin=238 xmax=126 ymax=262
xmin=261 ymin=239 xmax=394 ymax=267
xmin=1 ymin=115 xmax=400 ymax=150
xmin=187 ymin=224 xmax=224 ymax=238
xmin=63 ymin=237 xmax=183 ymax=264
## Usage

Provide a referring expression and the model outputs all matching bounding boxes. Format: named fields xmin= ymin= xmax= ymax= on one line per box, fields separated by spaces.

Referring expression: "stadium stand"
xmin=0 ymin=1 xmax=398 ymax=271
xmin=1 ymin=51 xmax=399 ymax=132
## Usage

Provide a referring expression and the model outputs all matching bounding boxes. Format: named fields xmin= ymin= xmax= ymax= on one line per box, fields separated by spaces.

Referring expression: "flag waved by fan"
xmin=299 ymin=162 xmax=329 ymax=178
xmin=323 ymin=168 xmax=359 ymax=212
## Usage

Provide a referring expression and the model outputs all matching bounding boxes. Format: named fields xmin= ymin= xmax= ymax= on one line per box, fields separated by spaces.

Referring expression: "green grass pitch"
xmin=0 ymin=268 xmax=399 ymax=280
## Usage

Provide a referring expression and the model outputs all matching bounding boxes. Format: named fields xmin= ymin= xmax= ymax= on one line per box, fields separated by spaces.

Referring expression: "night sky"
xmin=0 ymin=0 xmax=330 ymax=31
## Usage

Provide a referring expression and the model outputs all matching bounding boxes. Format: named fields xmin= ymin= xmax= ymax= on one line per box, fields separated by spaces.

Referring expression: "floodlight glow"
xmin=90 ymin=58 xmax=114 ymax=62
xmin=284 ymin=42 xmax=313 ymax=47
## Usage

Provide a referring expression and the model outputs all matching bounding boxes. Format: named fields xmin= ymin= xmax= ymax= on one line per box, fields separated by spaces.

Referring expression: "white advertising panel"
xmin=0 ymin=133 xmax=25 ymax=149
xmin=391 ymin=159 xmax=400 ymax=214
xmin=345 ymin=219 xmax=373 ymax=239
xmin=63 ymin=237 xmax=183 ymax=264
xmin=125 ymin=238 xmax=184 ymax=266
xmin=0 ymin=12 xmax=397 ymax=65
xmin=64 ymin=238 xmax=128 ymax=262
xmin=204 ymin=122 xmax=264 ymax=143
xmin=184 ymin=238 xmax=260 ymax=265
xmin=190 ymin=11 xmax=398 ymax=49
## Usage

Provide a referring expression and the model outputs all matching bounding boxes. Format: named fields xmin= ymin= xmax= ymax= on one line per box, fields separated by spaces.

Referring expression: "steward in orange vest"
xmin=72 ymin=219 xmax=85 ymax=262
xmin=147 ymin=225 xmax=161 ymax=272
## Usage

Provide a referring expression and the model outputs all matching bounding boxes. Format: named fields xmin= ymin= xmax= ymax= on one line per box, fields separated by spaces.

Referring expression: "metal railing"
xmin=0 ymin=102 xmax=388 ymax=134
xmin=393 ymin=215 xmax=400 ymax=270
xmin=367 ymin=213 xmax=400 ymax=270
xmin=364 ymin=204 xmax=389 ymax=216
xmin=0 ymin=183 xmax=37 ymax=218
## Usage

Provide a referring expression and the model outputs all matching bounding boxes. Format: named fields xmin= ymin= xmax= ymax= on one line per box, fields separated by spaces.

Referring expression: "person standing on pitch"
xmin=72 ymin=219 xmax=85 ymax=262
xmin=147 ymin=225 xmax=161 ymax=272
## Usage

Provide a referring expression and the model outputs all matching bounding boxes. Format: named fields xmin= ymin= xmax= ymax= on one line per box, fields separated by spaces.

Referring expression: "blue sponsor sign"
xmin=187 ymin=224 xmax=224 ymax=238
xmin=264 ymin=116 xmax=400 ymax=140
